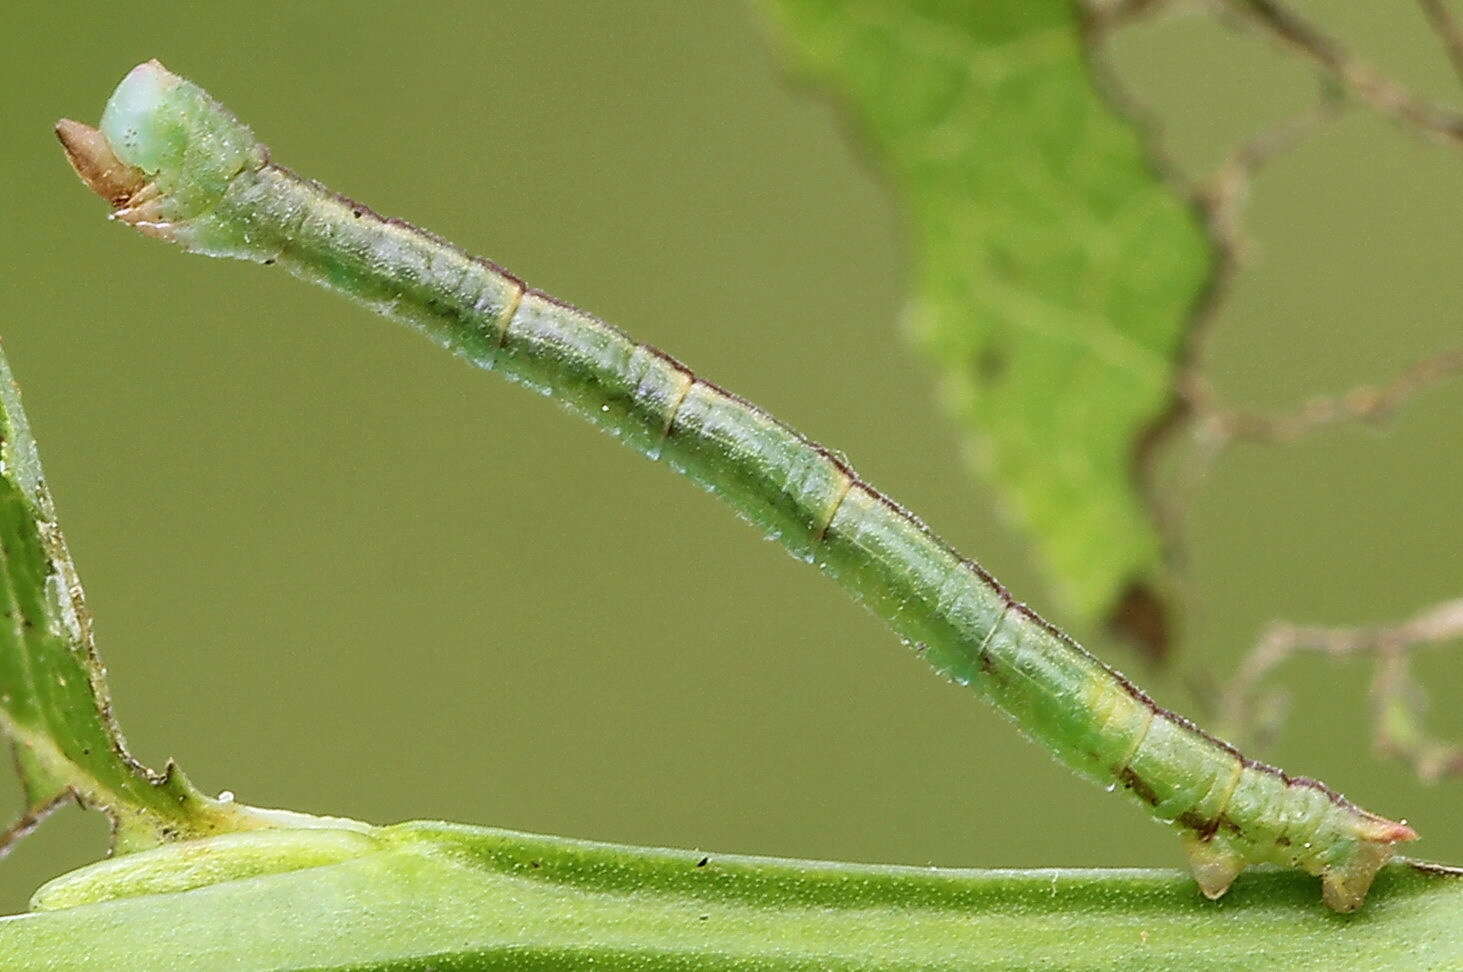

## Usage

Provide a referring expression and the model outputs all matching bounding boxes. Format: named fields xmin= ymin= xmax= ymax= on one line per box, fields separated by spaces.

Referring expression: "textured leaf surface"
xmin=2 ymin=822 xmax=1460 ymax=969
xmin=0 ymin=345 xmax=305 ymax=851
xmin=763 ymin=0 xmax=1212 ymax=630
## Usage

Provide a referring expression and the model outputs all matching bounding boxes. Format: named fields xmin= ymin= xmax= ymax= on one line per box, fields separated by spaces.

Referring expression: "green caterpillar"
xmin=57 ymin=61 xmax=1417 ymax=912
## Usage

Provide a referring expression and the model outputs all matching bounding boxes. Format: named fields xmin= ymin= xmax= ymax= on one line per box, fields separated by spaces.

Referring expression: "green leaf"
xmin=762 ymin=0 xmax=1213 ymax=638
xmin=0 ymin=344 xmax=333 ymax=853
xmin=2 ymin=822 xmax=1459 ymax=969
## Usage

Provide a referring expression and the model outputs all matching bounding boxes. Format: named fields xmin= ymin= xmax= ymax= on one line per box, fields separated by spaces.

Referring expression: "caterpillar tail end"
xmin=1321 ymin=841 xmax=1398 ymax=913
xmin=1183 ymin=817 xmax=1417 ymax=911
xmin=1320 ymin=818 xmax=1418 ymax=914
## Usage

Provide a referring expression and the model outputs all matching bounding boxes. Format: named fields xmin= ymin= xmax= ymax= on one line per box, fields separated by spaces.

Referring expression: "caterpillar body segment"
xmin=57 ymin=60 xmax=1418 ymax=911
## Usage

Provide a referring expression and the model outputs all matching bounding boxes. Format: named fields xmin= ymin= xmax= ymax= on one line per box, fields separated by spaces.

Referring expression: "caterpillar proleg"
xmin=57 ymin=61 xmax=1418 ymax=912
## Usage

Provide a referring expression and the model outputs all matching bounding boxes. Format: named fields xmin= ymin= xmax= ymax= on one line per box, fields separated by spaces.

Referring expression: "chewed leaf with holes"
xmin=763 ymin=0 xmax=1213 ymax=648
xmin=0 ymin=345 xmax=294 ymax=853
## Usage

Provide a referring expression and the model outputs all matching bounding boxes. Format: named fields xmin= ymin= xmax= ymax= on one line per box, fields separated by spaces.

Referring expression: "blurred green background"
xmin=2 ymin=0 xmax=1460 ymax=913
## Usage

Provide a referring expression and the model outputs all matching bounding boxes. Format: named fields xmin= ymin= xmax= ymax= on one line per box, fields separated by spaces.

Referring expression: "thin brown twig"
xmin=1095 ymin=6 xmax=1463 ymax=771
xmin=1193 ymin=81 xmax=1345 ymax=261
xmin=1222 ymin=0 xmax=1463 ymax=146
xmin=1140 ymin=87 xmax=1345 ymax=562
xmin=1198 ymin=346 xmax=1463 ymax=448
xmin=1128 ymin=4 xmax=1463 ymax=547
xmin=1229 ymin=598 xmax=1463 ymax=704
xmin=0 ymin=789 xmax=75 ymax=861
xmin=1418 ymin=0 xmax=1463 ymax=90
xmin=1223 ymin=598 xmax=1463 ymax=780
xmin=1165 ymin=345 xmax=1463 ymax=540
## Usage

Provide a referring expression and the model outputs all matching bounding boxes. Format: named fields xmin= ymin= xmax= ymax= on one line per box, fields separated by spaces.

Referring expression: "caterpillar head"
xmin=57 ymin=61 xmax=267 ymax=250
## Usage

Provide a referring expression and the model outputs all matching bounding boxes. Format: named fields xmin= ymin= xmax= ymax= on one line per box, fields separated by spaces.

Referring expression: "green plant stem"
xmin=2 ymin=822 xmax=1461 ymax=970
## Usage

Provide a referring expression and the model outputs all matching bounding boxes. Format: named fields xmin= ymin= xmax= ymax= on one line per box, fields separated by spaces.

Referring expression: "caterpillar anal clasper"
xmin=57 ymin=60 xmax=1419 ymax=912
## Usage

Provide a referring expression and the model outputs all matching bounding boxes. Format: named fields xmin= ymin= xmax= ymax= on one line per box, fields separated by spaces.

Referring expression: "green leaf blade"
xmin=0 ymin=351 xmax=157 ymax=817
xmin=0 ymin=346 xmax=308 ymax=852
xmin=1 ymin=823 xmax=1458 ymax=970
xmin=764 ymin=0 xmax=1213 ymax=633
